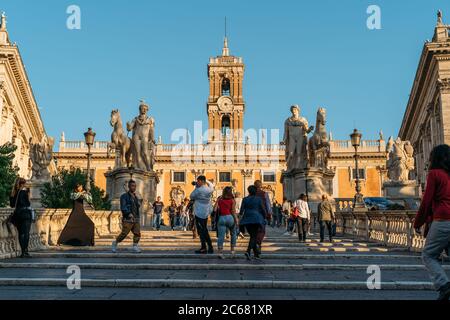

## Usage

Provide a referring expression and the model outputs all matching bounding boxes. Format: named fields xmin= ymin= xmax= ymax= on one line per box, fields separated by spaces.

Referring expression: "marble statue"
xmin=29 ymin=135 xmax=54 ymax=181
xmin=308 ymin=107 xmax=330 ymax=169
xmin=386 ymin=137 xmax=415 ymax=182
xmin=438 ymin=10 xmax=443 ymax=24
xmin=170 ymin=186 xmax=185 ymax=206
xmin=127 ymin=101 xmax=156 ymax=171
xmin=283 ymin=105 xmax=314 ymax=171
xmin=109 ymin=109 xmax=131 ymax=168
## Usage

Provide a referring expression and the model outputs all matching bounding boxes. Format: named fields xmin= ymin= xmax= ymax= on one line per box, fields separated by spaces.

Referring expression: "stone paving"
xmin=0 ymin=226 xmax=448 ymax=300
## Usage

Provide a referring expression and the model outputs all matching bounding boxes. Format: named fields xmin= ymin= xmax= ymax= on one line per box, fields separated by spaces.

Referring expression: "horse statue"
xmin=308 ymin=107 xmax=330 ymax=169
xmin=109 ymin=109 xmax=131 ymax=168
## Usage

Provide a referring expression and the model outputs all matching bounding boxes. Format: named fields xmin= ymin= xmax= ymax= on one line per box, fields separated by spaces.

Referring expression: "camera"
xmin=191 ymin=181 xmax=197 ymax=186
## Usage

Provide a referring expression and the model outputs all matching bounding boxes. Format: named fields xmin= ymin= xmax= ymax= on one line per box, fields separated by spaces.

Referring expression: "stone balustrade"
xmin=334 ymin=210 xmax=425 ymax=252
xmin=0 ymin=208 xmax=121 ymax=259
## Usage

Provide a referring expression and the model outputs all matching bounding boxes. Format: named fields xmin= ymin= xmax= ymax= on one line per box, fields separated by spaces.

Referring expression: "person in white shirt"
xmin=282 ymin=198 xmax=292 ymax=235
xmin=190 ymin=176 xmax=215 ymax=254
xmin=234 ymin=192 xmax=245 ymax=238
xmin=293 ymin=194 xmax=310 ymax=242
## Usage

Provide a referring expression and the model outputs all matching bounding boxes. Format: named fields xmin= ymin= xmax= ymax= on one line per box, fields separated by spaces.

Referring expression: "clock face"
xmin=218 ymin=96 xmax=233 ymax=113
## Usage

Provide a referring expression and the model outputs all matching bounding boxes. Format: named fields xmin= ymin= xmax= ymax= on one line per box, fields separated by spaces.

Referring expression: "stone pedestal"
xmin=281 ymin=167 xmax=335 ymax=213
xmin=383 ymin=180 xmax=420 ymax=203
xmin=28 ymin=180 xmax=46 ymax=208
xmin=105 ymin=167 xmax=159 ymax=227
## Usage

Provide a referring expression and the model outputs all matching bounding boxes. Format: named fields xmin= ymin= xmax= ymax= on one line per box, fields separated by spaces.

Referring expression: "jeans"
xmin=195 ymin=216 xmax=212 ymax=250
xmin=169 ymin=214 xmax=175 ymax=229
xmin=180 ymin=214 xmax=189 ymax=229
xmin=295 ymin=217 xmax=308 ymax=241
xmin=422 ymin=220 xmax=450 ymax=290
xmin=245 ymin=224 xmax=262 ymax=257
xmin=153 ymin=214 xmax=161 ymax=230
xmin=271 ymin=214 xmax=277 ymax=227
xmin=319 ymin=220 xmax=333 ymax=241
xmin=16 ymin=218 xmax=32 ymax=254
xmin=217 ymin=215 xmax=237 ymax=250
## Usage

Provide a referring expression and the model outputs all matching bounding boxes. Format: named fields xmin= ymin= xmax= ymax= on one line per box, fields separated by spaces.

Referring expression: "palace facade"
xmin=53 ymin=38 xmax=388 ymax=206
xmin=399 ymin=12 xmax=450 ymax=189
xmin=0 ymin=13 xmax=47 ymax=178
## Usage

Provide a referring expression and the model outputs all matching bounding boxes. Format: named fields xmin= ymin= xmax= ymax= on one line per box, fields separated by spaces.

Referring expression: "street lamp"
xmin=84 ymin=127 xmax=96 ymax=194
xmin=350 ymin=128 xmax=367 ymax=211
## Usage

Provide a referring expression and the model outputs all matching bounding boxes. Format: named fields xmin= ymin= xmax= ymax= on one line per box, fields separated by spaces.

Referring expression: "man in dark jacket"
xmin=112 ymin=180 xmax=142 ymax=253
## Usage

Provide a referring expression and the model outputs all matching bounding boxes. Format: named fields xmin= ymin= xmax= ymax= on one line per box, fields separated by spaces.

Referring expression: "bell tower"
xmin=207 ymin=36 xmax=245 ymax=143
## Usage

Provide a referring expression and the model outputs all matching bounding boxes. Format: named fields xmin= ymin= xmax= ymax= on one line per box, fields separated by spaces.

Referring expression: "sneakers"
xmin=132 ymin=244 xmax=142 ymax=253
xmin=438 ymin=282 xmax=450 ymax=301
xmin=283 ymin=231 xmax=290 ymax=236
xmin=230 ymin=250 xmax=236 ymax=258
xmin=207 ymin=247 xmax=214 ymax=254
xmin=195 ymin=248 xmax=207 ymax=254
xmin=111 ymin=241 xmax=117 ymax=253
xmin=238 ymin=232 xmax=245 ymax=239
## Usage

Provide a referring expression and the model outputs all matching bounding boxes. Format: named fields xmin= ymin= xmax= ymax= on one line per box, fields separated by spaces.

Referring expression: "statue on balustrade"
xmin=282 ymin=105 xmax=314 ymax=172
xmin=109 ymin=109 xmax=132 ymax=168
xmin=308 ymin=107 xmax=331 ymax=169
xmin=386 ymin=137 xmax=415 ymax=182
xmin=29 ymin=135 xmax=54 ymax=181
xmin=127 ymin=100 xmax=156 ymax=171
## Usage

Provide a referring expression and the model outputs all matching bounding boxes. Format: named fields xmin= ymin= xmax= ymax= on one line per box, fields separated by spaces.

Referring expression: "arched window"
xmin=222 ymin=78 xmax=230 ymax=96
xmin=221 ymin=115 xmax=231 ymax=137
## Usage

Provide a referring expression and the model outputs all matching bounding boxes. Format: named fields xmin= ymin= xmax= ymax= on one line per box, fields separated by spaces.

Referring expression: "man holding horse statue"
xmin=109 ymin=100 xmax=156 ymax=172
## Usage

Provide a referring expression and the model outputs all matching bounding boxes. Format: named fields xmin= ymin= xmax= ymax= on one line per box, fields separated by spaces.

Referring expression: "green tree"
xmin=40 ymin=168 xmax=111 ymax=210
xmin=0 ymin=143 xmax=19 ymax=207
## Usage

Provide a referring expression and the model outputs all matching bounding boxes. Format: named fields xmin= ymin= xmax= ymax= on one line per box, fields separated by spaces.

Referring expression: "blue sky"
xmin=2 ymin=0 xmax=449 ymax=146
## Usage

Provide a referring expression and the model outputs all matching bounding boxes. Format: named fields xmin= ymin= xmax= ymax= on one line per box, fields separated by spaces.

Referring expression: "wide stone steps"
xmin=0 ymin=228 xmax=447 ymax=299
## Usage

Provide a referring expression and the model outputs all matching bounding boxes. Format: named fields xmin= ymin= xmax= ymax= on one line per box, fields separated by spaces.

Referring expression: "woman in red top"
xmin=414 ymin=144 xmax=450 ymax=300
xmin=213 ymin=187 xmax=237 ymax=259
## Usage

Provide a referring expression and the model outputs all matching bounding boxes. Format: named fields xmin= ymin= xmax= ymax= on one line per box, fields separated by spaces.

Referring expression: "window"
xmin=351 ymin=168 xmax=366 ymax=180
xmin=262 ymin=171 xmax=276 ymax=183
xmin=221 ymin=116 xmax=231 ymax=137
xmin=222 ymin=78 xmax=230 ymax=96
xmin=172 ymin=171 xmax=186 ymax=183
xmin=219 ymin=172 xmax=231 ymax=183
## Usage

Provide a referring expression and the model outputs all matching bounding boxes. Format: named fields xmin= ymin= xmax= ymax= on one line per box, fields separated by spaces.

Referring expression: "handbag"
xmin=291 ymin=207 xmax=300 ymax=219
xmin=6 ymin=191 xmax=21 ymax=227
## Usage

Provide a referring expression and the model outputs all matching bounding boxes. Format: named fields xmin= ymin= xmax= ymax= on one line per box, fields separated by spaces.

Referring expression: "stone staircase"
xmin=0 ymin=227 xmax=447 ymax=300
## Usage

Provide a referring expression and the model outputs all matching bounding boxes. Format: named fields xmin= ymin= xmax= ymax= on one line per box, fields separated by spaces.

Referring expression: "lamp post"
xmin=84 ymin=127 xmax=96 ymax=194
xmin=350 ymin=128 xmax=367 ymax=211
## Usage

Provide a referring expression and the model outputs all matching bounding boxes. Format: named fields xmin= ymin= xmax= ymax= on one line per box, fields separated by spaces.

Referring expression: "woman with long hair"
xmin=9 ymin=177 xmax=33 ymax=258
xmin=213 ymin=186 xmax=237 ymax=259
xmin=57 ymin=183 xmax=95 ymax=246
xmin=414 ymin=144 xmax=450 ymax=300
xmin=239 ymin=185 xmax=267 ymax=260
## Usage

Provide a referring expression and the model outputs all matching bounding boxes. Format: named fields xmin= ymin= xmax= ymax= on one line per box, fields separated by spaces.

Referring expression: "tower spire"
xmin=0 ymin=11 xmax=10 ymax=45
xmin=0 ymin=12 xmax=6 ymax=31
xmin=222 ymin=17 xmax=230 ymax=56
